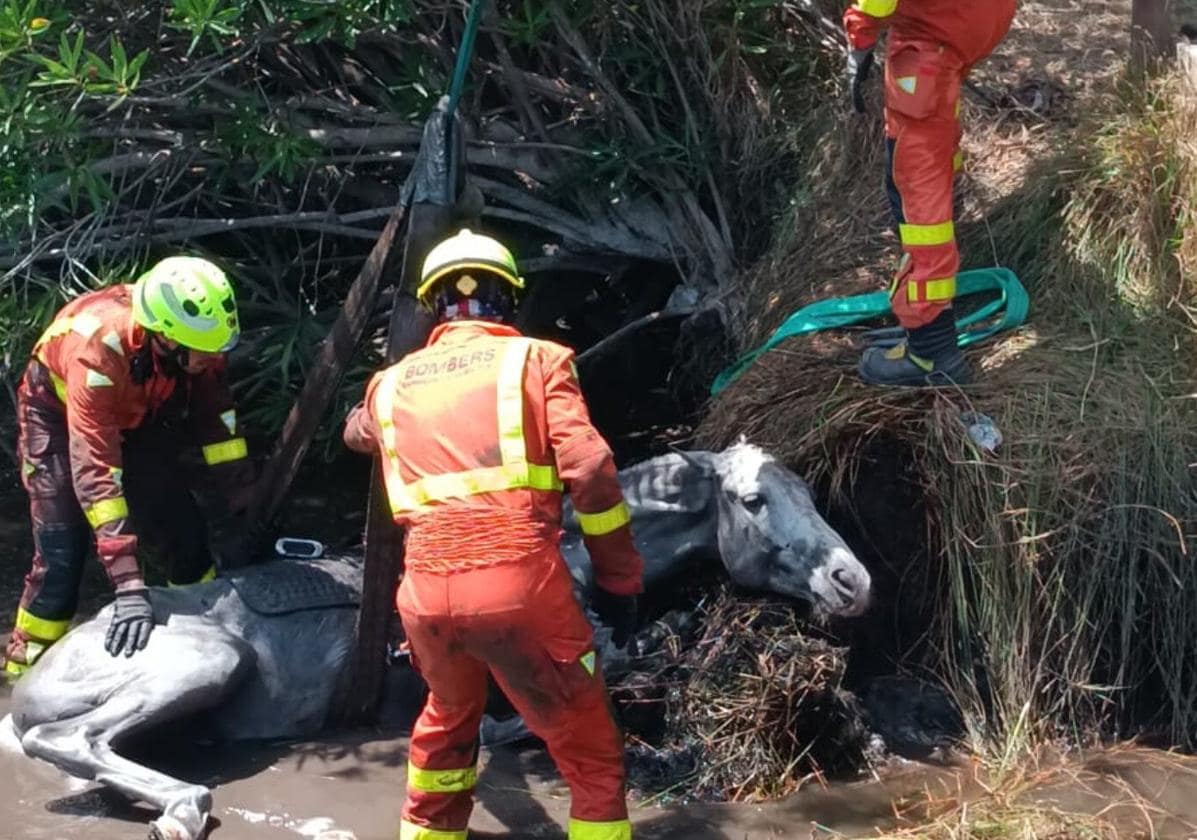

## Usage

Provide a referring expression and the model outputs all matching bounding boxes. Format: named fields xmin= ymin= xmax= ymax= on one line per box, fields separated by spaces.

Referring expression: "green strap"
xmin=446 ymin=0 xmax=488 ymax=118
xmin=710 ymin=267 xmax=1030 ymax=395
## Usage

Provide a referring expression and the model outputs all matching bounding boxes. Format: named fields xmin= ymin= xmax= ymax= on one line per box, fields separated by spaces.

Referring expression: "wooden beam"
xmin=248 ymin=202 xmax=408 ymax=530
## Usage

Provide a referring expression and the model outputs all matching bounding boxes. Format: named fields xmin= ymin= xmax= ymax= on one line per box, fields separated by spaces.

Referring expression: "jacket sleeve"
xmin=343 ymin=373 xmax=382 ymax=455
xmin=186 ymin=360 xmax=254 ymax=504
xmin=844 ymin=1 xmax=897 ymax=50
xmin=542 ymin=348 xmax=644 ymax=596
xmin=63 ymin=348 xmax=145 ymax=593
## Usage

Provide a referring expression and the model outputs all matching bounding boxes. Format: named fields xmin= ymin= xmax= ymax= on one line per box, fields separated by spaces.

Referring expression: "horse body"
xmin=8 ymin=443 xmax=870 ymax=840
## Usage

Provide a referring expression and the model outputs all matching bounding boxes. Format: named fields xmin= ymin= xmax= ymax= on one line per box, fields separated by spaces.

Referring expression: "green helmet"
xmin=416 ymin=229 xmax=524 ymax=305
xmin=132 ymin=256 xmax=240 ymax=353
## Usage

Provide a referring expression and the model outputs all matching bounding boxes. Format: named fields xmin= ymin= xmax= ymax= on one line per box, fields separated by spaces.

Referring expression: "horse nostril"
xmin=831 ymin=566 xmax=857 ymax=594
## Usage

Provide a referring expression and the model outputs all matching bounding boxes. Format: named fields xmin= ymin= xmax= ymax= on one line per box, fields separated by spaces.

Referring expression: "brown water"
xmin=4 ymin=679 xmax=1197 ymax=840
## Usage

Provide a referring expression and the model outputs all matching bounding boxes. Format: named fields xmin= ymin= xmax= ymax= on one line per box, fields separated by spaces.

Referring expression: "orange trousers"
xmin=883 ymin=6 xmax=1016 ymax=329
xmin=397 ymin=548 xmax=631 ymax=840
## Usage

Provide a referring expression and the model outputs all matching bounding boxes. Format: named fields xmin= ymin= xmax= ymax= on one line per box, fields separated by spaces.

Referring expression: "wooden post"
xmin=1132 ymin=0 xmax=1174 ymax=78
xmin=328 ymin=99 xmax=468 ymax=727
xmin=248 ymin=203 xmax=408 ymax=532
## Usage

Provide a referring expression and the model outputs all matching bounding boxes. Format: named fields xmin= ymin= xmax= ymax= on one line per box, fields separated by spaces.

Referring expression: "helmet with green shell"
xmin=132 ymin=256 xmax=240 ymax=353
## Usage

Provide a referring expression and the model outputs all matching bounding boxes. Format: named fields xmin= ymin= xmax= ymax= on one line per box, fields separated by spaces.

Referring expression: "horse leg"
xmin=19 ymin=632 xmax=251 ymax=840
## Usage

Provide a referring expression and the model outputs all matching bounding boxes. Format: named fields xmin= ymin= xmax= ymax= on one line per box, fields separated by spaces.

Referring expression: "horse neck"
xmin=615 ymin=452 xmax=720 ymax=587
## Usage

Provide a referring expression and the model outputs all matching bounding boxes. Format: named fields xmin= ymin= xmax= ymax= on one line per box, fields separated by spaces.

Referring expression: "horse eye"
xmin=741 ymin=493 xmax=765 ymax=513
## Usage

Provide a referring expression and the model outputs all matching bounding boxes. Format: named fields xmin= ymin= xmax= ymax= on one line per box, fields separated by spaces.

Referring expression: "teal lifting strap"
xmin=710 ymin=267 xmax=1030 ymax=395
xmin=447 ymin=0 xmax=488 ymax=118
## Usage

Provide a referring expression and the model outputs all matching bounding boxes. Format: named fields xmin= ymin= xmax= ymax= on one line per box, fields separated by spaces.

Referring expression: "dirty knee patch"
xmin=229 ymin=560 xmax=360 ymax=615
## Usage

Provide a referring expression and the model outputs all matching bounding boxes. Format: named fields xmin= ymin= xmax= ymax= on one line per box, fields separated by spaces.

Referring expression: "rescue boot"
xmin=858 ymin=308 xmax=972 ymax=387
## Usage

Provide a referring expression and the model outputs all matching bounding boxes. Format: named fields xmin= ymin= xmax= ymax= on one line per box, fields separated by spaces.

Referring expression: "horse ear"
xmin=670 ymin=446 xmax=716 ymax=477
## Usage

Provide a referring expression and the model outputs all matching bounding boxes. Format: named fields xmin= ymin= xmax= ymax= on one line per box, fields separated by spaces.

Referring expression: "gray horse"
xmin=8 ymin=441 xmax=870 ymax=840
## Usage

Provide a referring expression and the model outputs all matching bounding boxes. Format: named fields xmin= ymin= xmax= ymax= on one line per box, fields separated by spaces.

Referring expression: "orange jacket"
xmin=343 ymin=320 xmax=644 ymax=597
xmin=844 ymin=1 xmax=1017 ymax=63
xmin=27 ymin=285 xmax=250 ymax=590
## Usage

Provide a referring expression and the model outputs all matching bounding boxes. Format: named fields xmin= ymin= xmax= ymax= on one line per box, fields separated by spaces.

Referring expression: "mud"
xmin=4 ymin=672 xmax=1197 ymax=840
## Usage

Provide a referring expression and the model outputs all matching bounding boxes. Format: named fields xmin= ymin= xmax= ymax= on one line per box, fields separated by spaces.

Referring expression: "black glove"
xmin=105 ymin=590 xmax=155 ymax=658
xmin=847 ymin=48 xmax=876 ymax=114
xmin=592 ymin=588 xmax=639 ymax=650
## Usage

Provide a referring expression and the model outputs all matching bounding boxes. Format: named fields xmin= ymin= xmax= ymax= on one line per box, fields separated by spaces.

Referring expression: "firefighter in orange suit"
xmin=845 ymin=0 xmax=1017 ymax=386
xmin=4 ymin=257 xmax=253 ymax=678
xmin=343 ymin=229 xmax=644 ymax=840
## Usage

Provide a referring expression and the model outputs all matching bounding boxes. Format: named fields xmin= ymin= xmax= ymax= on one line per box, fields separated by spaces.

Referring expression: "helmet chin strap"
xmin=149 ymin=334 xmax=189 ymax=376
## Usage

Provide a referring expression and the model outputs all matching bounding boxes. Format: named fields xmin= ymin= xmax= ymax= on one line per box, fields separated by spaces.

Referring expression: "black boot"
xmin=858 ymin=309 xmax=972 ymax=387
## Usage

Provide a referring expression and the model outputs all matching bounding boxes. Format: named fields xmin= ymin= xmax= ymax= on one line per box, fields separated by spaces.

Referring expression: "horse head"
xmin=693 ymin=439 xmax=871 ymax=618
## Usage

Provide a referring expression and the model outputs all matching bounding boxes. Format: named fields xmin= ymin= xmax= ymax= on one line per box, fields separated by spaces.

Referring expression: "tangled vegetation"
xmin=0 ymin=0 xmax=846 ymax=458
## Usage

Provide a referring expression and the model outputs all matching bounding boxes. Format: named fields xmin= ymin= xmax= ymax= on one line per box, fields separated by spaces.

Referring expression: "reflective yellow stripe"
xmin=496 ymin=339 xmax=531 ymax=464
xmin=406 ymin=762 xmax=477 ymax=794
xmin=48 ymin=371 xmax=68 ymax=403
xmin=576 ymin=501 xmax=631 ymax=536
xmin=15 ymin=607 xmax=70 ymax=642
xmin=398 ymin=823 xmax=467 ymax=840
xmin=908 ymin=276 xmax=958 ymax=303
xmin=568 ymin=818 xmax=633 ymax=840
xmin=169 ymin=565 xmax=216 ymax=588
xmin=899 ymin=221 xmax=955 ymax=247
xmin=203 ymin=438 xmax=248 ymax=465
xmin=4 ymin=658 xmax=28 ymax=677
xmin=85 ymin=496 xmax=129 ymax=527
xmin=953 ymin=150 xmax=964 ymax=172
xmin=856 ymin=0 xmax=897 ymax=16
xmin=376 ymin=340 xmax=563 ymax=518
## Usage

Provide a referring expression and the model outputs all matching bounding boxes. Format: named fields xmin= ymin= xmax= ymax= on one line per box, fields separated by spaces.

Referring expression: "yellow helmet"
xmin=416 ymin=229 xmax=524 ymax=305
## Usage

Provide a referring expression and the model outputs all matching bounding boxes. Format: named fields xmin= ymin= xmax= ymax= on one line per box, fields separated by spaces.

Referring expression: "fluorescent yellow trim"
xmin=406 ymin=762 xmax=477 ymax=794
xmin=203 ymin=438 xmax=248 ymax=465
xmin=49 ymin=371 xmax=68 ymax=403
xmin=15 ymin=607 xmax=70 ymax=641
xmin=496 ymin=339 xmax=531 ymax=465
xmin=899 ymin=221 xmax=955 ymax=247
xmin=568 ymin=818 xmax=633 ymax=840
xmin=4 ymin=658 xmax=28 ymax=677
xmin=169 ymin=565 xmax=217 ymax=588
xmin=85 ymin=496 xmax=129 ymax=528
xmin=375 ymin=341 xmax=563 ymax=518
xmin=953 ymin=150 xmax=964 ymax=172
xmin=577 ymin=501 xmax=631 ymax=536
xmin=909 ymin=276 xmax=958 ymax=303
xmin=398 ymin=821 xmax=467 ymax=840
xmin=856 ymin=0 xmax=897 ymax=15
xmin=416 ymin=260 xmax=523 ymax=302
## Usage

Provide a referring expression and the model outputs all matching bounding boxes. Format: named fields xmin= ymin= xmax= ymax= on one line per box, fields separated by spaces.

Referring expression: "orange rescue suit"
xmin=845 ymin=0 xmax=1017 ymax=328
xmin=343 ymin=319 xmax=643 ymax=840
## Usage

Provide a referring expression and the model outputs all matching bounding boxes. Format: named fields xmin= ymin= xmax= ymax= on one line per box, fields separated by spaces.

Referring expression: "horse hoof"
xmin=148 ymin=815 xmax=194 ymax=840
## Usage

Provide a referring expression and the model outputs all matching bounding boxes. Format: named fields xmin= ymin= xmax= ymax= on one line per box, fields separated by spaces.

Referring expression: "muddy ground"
xmin=5 ymin=683 xmax=1197 ymax=840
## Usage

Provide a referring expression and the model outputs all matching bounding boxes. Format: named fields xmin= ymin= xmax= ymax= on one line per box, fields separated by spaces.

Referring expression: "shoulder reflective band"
xmin=576 ymin=500 xmax=631 ymax=536
xmin=567 ymin=818 xmax=633 ymax=840
xmin=908 ymin=276 xmax=957 ymax=303
xmin=85 ymin=496 xmax=129 ymax=528
xmin=15 ymin=606 xmax=70 ymax=642
xmin=406 ymin=762 xmax=477 ymax=793
xmin=203 ymin=438 xmax=248 ymax=465
xmin=35 ymin=313 xmax=103 ymax=350
xmin=375 ymin=339 xmax=563 ymax=517
xmin=855 ymin=0 xmax=897 ymax=16
xmin=399 ymin=822 xmax=467 ymax=840
xmin=899 ymin=221 xmax=955 ymax=247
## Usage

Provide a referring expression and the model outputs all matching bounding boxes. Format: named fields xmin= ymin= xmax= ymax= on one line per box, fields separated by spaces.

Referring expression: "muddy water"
xmin=3 ymin=677 xmax=1196 ymax=840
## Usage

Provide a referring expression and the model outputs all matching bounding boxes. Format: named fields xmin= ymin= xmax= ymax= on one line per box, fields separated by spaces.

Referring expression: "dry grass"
xmin=615 ymin=589 xmax=870 ymax=803
xmin=702 ymin=0 xmax=1197 ymax=760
